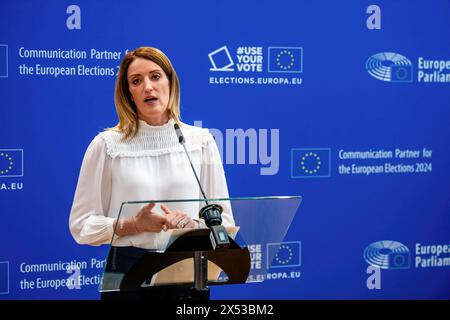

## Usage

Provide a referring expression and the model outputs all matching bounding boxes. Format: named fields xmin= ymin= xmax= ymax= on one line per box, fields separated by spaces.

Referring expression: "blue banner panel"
xmin=1 ymin=0 xmax=449 ymax=300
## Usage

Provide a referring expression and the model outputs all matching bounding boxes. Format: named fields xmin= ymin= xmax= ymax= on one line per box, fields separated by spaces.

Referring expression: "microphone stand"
xmin=174 ymin=123 xmax=230 ymax=298
xmin=174 ymin=123 xmax=230 ymax=249
xmin=174 ymin=126 xmax=208 ymax=293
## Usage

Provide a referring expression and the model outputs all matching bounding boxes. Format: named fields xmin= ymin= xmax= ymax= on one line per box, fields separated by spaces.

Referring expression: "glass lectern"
xmin=99 ymin=196 xmax=301 ymax=300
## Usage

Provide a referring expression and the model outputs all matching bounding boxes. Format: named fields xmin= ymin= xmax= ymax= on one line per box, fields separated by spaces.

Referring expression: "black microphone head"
xmin=174 ymin=123 xmax=185 ymax=144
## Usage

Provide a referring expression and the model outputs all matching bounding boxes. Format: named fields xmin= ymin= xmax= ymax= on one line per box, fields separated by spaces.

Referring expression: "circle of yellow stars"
xmin=275 ymin=244 xmax=293 ymax=265
xmin=301 ymin=152 xmax=321 ymax=174
xmin=276 ymin=50 xmax=295 ymax=70
xmin=0 ymin=152 xmax=14 ymax=175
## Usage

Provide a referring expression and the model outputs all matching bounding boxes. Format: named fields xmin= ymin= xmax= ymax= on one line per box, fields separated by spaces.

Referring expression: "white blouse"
xmin=69 ymin=118 xmax=234 ymax=249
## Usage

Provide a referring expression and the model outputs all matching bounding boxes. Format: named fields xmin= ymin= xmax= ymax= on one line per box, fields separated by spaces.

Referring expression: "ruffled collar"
xmin=100 ymin=118 xmax=208 ymax=158
xmin=137 ymin=118 xmax=175 ymax=133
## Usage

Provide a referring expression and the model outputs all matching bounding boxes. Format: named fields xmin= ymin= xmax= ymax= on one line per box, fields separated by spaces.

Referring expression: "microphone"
xmin=174 ymin=123 xmax=230 ymax=249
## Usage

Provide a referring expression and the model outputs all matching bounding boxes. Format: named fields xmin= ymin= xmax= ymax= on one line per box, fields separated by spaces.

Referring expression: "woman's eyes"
xmin=131 ymin=74 xmax=161 ymax=85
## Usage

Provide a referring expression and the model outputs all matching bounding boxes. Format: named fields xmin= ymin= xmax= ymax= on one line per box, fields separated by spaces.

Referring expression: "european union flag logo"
xmin=268 ymin=47 xmax=303 ymax=73
xmin=391 ymin=65 xmax=413 ymax=82
xmin=291 ymin=148 xmax=331 ymax=178
xmin=388 ymin=252 xmax=410 ymax=269
xmin=267 ymin=242 xmax=301 ymax=269
xmin=0 ymin=262 xmax=9 ymax=294
xmin=0 ymin=45 xmax=8 ymax=78
xmin=0 ymin=149 xmax=23 ymax=177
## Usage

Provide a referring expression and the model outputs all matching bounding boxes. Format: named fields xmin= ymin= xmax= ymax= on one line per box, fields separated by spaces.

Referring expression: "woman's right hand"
xmin=133 ymin=203 xmax=169 ymax=233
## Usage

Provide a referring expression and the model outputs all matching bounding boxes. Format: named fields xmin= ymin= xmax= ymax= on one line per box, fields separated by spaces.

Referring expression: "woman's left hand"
xmin=161 ymin=204 xmax=197 ymax=229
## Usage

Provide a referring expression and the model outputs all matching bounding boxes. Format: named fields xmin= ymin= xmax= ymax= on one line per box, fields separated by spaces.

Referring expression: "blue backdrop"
xmin=1 ymin=0 xmax=449 ymax=299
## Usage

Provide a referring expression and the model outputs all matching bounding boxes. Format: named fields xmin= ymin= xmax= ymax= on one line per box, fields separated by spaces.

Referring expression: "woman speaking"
xmin=69 ymin=46 xmax=234 ymax=250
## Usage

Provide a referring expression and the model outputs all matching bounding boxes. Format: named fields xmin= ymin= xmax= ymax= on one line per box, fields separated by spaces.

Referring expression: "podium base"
xmin=100 ymin=285 xmax=210 ymax=301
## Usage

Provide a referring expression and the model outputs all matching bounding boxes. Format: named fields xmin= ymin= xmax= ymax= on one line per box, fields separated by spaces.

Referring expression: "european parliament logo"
xmin=364 ymin=240 xmax=410 ymax=270
xmin=208 ymin=46 xmax=235 ymax=72
xmin=267 ymin=241 xmax=301 ymax=268
xmin=291 ymin=148 xmax=331 ymax=178
xmin=0 ymin=149 xmax=24 ymax=177
xmin=0 ymin=261 xmax=9 ymax=294
xmin=366 ymin=52 xmax=413 ymax=82
xmin=0 ymin=44 xmax=8 ymax=78
xmin=268 ymin=47 xmax=303 ymax=73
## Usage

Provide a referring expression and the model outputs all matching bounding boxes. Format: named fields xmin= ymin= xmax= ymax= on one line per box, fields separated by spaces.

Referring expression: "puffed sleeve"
xmin=200 ymin=131 xmax=235 ymax=227
xmin=69 ymin=135 xmax=115 ymax=246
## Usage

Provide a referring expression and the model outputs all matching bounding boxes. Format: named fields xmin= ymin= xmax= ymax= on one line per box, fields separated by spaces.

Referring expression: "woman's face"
xmin=127 ymin=58 xmax=170 ymax=125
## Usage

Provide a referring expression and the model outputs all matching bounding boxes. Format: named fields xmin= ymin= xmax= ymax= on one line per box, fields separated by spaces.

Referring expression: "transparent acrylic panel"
xmin=100 ymin=196 xmax=301 ymax=292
